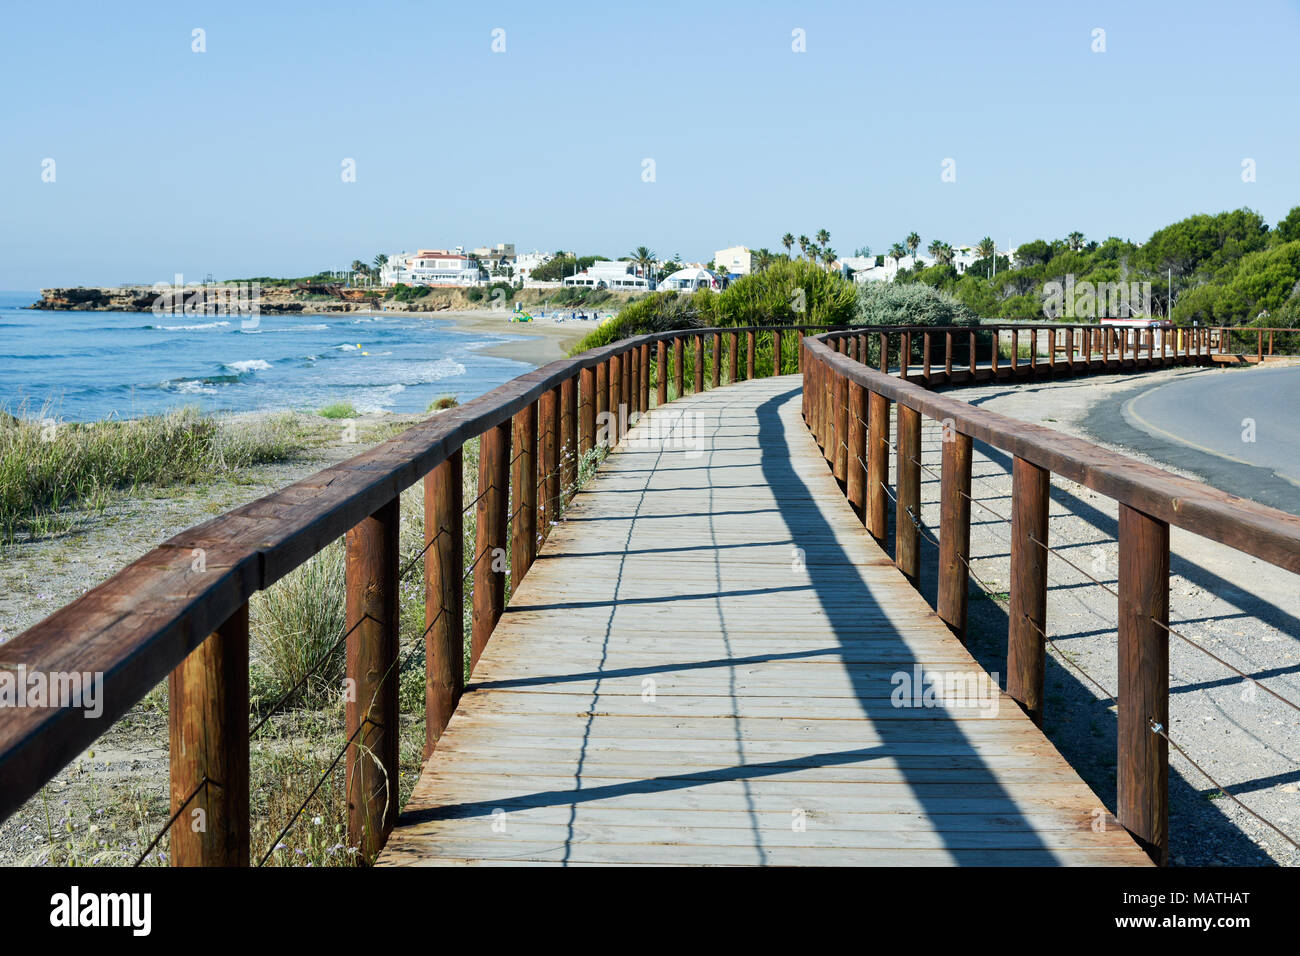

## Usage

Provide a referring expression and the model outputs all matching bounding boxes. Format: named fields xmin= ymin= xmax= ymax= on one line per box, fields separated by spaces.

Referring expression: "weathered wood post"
xmin=656 ymin=340 xmax=667 ymax=406
xmin=879 ymin=331 xmax=889 ymax=374
xmin=1008 ymin=457 xmax=1049 ymax=725
xmin=847 ymin=380 xmax=867 ymax=522
xmin=773 ymin=330 xmax=782 ymax=376
xmin=944 ymin=331 xmax=953 ymax=381
xmin=937 ymin=431 xmax=972 ymax=642
xmin=169 ymin=604 xmax=249 ymax=866
xmin=895 ymin=404 xmax=921 ymax=585
xmin=822 ymin=362 xmax=835 ymax=466
xmin=471 ymin=420 xmax=510 ymax=670
xmin=969 ymin=329 xmax=977 ymax=378
xmin=596 ymin=360 xmax=609 ymax=443
xmin=579 ymin=367 xmax=595 ymax=458
xmin=900 ymin=331 xmax=910 ymax=380
xmin=640 ymin=343 xmax=650 ymax=413
xmin=539 ymin=386 xmax=559 ymax=542
xmin=673 ymin=336 xmax=684 ymax=397
xmin=622 ymin=347 xmax=631 ymax=431
xmin=694 ymin=333 xmax=705 ymax=393
xmin=345 ymin=498 xmax=399 ymax=861
xmin=834 ymin=371 xmax=849 ymax=483
xmin=425 ymin=450 xmax=463 ymax=754
xmin=1011 ymin=329 xmax=1019 ymax=373
xmin=866 ymin=390 xmax=889 ymax=543
xmin=1118 ymin=504 xmax=1170 ymax=865
xmin=562 ymin=375 xmax=577 ymax=489
xmin=729 ymin=332 xmax=739 ymax=383
xmin=746 ymin=330 xmax=756 ymax=380
xmin=712 ymin=332 xmax=721 ymax=387
xmin=512 ymin=404 xmax=537 ymax=586
xmin=608 ymin=353 xmax=622 ymax=447
xmin=923 ymin=331 xmax=933 ymax=382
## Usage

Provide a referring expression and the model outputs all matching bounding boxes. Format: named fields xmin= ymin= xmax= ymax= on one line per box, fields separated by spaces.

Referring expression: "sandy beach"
xmin=410 ymin=309 xmax=603 ymax=365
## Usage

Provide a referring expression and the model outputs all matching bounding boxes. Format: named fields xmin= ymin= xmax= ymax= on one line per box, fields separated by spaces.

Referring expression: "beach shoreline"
xmin=419 ymin=308 xmax=597 ymax=364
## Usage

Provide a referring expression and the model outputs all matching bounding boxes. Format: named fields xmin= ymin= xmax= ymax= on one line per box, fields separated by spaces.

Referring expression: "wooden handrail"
xmin=1 ymin=318 xmax=1295 ymax=863
xmin=802 ymin=330 xmax=1300 ymax=866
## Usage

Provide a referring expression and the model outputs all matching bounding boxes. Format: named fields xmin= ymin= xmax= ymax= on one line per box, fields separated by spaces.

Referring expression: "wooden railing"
xmin=0 ymin=318 xmax=1292 ymax=866
xmin=802 ymin=329 xmax=1300 ymax=864
xmin=0 ymin=323 xmax=832 ymax=865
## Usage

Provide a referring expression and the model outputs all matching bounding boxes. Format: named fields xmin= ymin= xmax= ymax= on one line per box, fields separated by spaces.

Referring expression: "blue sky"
xmin=3 ymin=0 xmax=1299 ymax=288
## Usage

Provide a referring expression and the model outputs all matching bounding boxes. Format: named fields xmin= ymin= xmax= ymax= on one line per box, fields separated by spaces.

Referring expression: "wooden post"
xmin=168 ymin=603 xmax=249 ymax=866
xmin=1008 ymin=456 xmax=1049 ymax=725
xmin=923 ymin=331 xmax=932 ymax=383
xmin=822 ymin=363 xmax=835 ymax=466
xmin=1029 ymin=329 xmax=1038 ymax=374
xmin=1117 ymin=504 xmax=1170 ymax=866
xmin=629 ymin=345 xmax=639 ymax=419
xmin=622 ymin=347 xmax=631 ymax=430
xmin=640 ymin=343 xmax=650 ymax=413
xmin=895 ymin=404 xmax=921 ymax=585
xmin=596 ymin=360 xmax=609 ymax=443
xmin=879 ymin=331 xmax=889 ymax=374
xmin=539 ymin=386 xmax=559 ymax=541
xmin=866 ymin=391 xmax=889 ymax=543
xmin=937 ymin=431 xmax=972 ymax=642
xmin=694 ymin=333 xmax=705 ymax=393
xmin=345 ymin=498 xmax=399 ymax=861
xmin=425 ymin=451 xmax=463 ymax=754
xmin=712 ymin=332 xmax=721 ymax=387
xmin=847 ymin=380 xmax=867 ymax=522
xmin=729 ymin=332 xmax=739 ymax=383
xmin=562 ymin=375 xmax=577 ymax=490
xmin=900 ymin=331 xmax=910 ymax=380
xmin=471 ymin=420 xmax=510 ymax=670
xmin=1011 ymin=329 xmax=1019 ymax=373
xmin=579 ymin=367 xmax=595 ymax=458
xmin=944 ymin=331 xmax=953 ymax=380
xmin=607 ymin=353 xmax=621 ymax=446
xmin=746 ymin=330 xmax=756 ymax=380
xmin=656 ymin=340 xmax=667 ymax=406
xmin=834 ymin=371 xmax=848 ymax=483
xmin=512 ymin=404 xmax=538 ymax=586
xmin=969 ymin=330 xmax=977 ymax=378
xmin=773 ymin=330 xmax=783 ymax=376
xmin=673 ymin=336 xmax=684 ymax=397
xmin=991 ymin=329 xmax=1000 ymax=378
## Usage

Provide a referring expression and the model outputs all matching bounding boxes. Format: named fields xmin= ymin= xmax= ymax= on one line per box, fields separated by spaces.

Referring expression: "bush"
xmin=427 ymin=395 xmax=459 ymax=411
xmin=317 ymin=402 xmax=356 ymax=419
xmin=854 ymin=281 xmax=980 ymax=328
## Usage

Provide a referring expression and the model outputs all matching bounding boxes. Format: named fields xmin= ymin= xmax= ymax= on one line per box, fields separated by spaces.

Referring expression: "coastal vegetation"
xmin=875 ymin=206 xmax=1300 ymax=327
xmin=0 ymin=406 xmax=304 ymax=544
xmin=316 ymin=401 xmax=357 ymax=419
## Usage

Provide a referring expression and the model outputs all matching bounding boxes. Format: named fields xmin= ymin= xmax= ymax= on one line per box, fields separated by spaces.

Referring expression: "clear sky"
xmin=3 ymin=0 xmax=1299 ymax=289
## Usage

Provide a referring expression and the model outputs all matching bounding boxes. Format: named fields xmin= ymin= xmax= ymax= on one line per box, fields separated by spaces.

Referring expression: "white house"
xmin=713 ymin=245 xmax=753 ymax=276
xmin=512 ymin=250 xmax=552 ymax=282
xmin=562 ymin=260 xmax=653 ymax=291
xmin=381 ymin=249 xmax=481 ymax=287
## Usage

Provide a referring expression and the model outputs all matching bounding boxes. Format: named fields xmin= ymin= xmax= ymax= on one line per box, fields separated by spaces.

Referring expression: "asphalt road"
xmin=1087 ymin=364 xmax=1300 ymax=516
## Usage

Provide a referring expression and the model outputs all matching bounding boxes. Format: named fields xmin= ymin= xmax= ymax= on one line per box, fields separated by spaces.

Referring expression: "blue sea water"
xmin=0 ymin=291 xmax=539 ymax=421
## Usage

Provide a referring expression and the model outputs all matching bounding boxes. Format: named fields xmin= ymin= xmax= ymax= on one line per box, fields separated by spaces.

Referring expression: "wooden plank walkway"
xmin=379 ymin=376 xmax=1151 ymax=866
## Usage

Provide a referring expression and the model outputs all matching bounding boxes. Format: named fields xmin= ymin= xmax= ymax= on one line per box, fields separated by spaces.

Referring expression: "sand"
xmin=409 ymin=309 xmax=603 ymax=365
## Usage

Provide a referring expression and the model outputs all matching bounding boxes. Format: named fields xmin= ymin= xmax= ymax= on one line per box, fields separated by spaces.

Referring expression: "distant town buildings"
xmin=713 ymin=245 xmax=753 ymax=276
xmin=658 ymin=267 xmax=720 ymax=292
xmin=563 ymin=260 xmax=654 ymax=291
xmin=380 ymin=249 xmax=481 ymax=286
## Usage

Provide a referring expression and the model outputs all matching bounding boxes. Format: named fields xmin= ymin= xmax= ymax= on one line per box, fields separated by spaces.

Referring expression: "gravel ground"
xmin=894 ymin=365 xmax=1300 ymax=866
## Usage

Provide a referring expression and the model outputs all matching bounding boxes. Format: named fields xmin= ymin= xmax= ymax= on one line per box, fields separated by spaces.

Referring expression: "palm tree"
xmin=755 ymin=248 xmax=775 ymax=271
xmin=350 ymin=259 xmax=367 ymax=275
xmin=1067 ymin=231 xmax=1085 ymax=251
xmin=936 ymin=243 xmax=955 ymax=267
xmin=906 ymin=232 xmax=921 ymax=260
xmin=781 ymin=233 xmax=795 ymax=257
xmin=816 ymin=229 xmax=830 ymax=249
xmin=798 ymin=235 xmax=810 ymax=260
xmin=975 ymin=237 xmax=997 ymax=278
xmin=373 ymin=253 xmax=388 ymax=272
xmin=927 ymin=239 xmax=942 ymax=260
xmin=629 ymin=245 xmax=656 ymax=279
xmin=888 ymin=242 xmax=906 ymax=265
xmin=821 ymin=247 xmax=838 ymax=271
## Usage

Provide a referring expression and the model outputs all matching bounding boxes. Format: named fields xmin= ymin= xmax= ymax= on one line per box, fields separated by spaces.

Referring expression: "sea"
xmin=0 ymin=291 xmax=538 ymax=421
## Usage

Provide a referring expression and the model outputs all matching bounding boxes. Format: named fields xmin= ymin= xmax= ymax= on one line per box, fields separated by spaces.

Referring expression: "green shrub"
xmin=854 ymin=281 xmax=980 ymax=328
xmin=427 ymin=395 xmax=459 ymax=411
xmin=317 ymin=402 xmax=356 ymax=419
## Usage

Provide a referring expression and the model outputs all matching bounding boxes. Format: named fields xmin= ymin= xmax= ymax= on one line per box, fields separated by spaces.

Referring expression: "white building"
xmin=381 ymin=249 xmax=481 ymax=287
xmin=657 ymin=267 xmax=720 ymax=292
xmin=713 ymin=245 xmax=753 ymax=276
xmin=512 ymin=250 xmax=552 ymax=283
xmin=562 ymin=259 xmax=653 ymax=291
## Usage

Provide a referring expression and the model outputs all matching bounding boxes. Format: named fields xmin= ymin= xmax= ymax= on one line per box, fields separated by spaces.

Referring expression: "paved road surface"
xmin=1089 ymin=365 xmax=1300 ymax=516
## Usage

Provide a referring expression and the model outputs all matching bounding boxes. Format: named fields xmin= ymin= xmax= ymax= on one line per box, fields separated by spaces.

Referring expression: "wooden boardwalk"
xmin=380 ymin=376 xmax=1151 ymax=866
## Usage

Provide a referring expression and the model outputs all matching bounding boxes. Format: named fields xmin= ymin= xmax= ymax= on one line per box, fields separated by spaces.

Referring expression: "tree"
xmin=927 ymin=239 xmax=942 ymax=260
xmin=1274 ymin=207 xmax=1300 ymax=244
xmin=888 ymin=242 xmax=906 ymax=263
xmin=816 ymin=229 xmax=830 ymax=249
xmin=630 ymin=245 xmax=657 ymax=278
xmin=782 ymin=233 xmax=795 ymax=256
xmin=906 ymin=232 xmax=921 ymax=259
xmin=373 ymin=253 xmax=388 ymax=272
xmin=936 ymin=243 xmax=955 ymax=267
xmin=821 ymin=247 xmax=838 ymax=270
xmin=1067 ymin=231 xmax=1085 ymax=251
xmin=798 ymin=235 xmax=811 ymax=260
xmin=755 ymin=248 xmax=775 ymax=271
